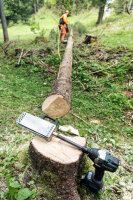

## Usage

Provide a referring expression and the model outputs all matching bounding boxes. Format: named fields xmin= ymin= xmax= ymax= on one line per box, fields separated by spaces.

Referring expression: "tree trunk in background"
xmin=34 ymin=0 xmax=39 ymax=13
xmin=96 ymin=5 xmax=105 ymax=25
xmin=0 ymin=0 xmax=9 ymax=43
xmin=127 ymin=0 xmax=133 ymax=14
xmin=36 ymin=0 xmax=39 ymax=12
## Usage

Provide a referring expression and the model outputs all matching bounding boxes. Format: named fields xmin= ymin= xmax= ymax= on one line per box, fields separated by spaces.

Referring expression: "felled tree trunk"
xmin=29 ymin=134 xmax=86 ymax=200
xmin=42 ymin=30 xmax=73 ymax=118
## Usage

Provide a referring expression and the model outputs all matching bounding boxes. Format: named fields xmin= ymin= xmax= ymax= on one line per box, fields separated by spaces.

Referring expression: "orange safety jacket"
xmin=59 ymin=13 xmax=68 ymax=26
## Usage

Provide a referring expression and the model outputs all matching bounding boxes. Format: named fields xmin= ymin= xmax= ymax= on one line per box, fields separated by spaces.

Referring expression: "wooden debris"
xmin=17 ymin=48 xmax=24 ymax=65
xmin=90 ymin=119 xmax=101 ymax=124
xmin=83 ymin=34 xmax=97 ymax=44
xmin=39 ymin=60 xmax=57 ymax=74
xmin=59 ymin=125 xmax=79 ymax=136
xmin=123 ymin=165 xmax=133 ymax=173
xmin=70 ymin=111 xmax=89 ymax=126
xmin=88 ymin=61 xmax=118 ymax=76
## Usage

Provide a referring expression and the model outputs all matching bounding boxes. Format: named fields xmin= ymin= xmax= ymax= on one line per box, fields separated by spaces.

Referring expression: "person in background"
xmin=59 ymin=10 xmax=69 ymax=43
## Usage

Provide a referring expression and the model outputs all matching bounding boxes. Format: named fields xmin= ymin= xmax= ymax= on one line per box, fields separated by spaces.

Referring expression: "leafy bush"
xmin=111 ymin=0 xmax=127 ymax=14
xmin=46 ymin=53 xmax=61 ymax=66
xmin=49 ymin=28 xmax=58 ymax=41
xmin=5 ymin=0 xmax=43 ymax=24
xmin=112 ymin=57 xmax=132 ymax=81
xmin=72 ymin=22 xmax=87 ymax=36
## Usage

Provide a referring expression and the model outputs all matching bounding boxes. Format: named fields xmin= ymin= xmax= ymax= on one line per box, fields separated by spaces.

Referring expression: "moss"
xmin=41 ymin=169 xmax=60 ymax=187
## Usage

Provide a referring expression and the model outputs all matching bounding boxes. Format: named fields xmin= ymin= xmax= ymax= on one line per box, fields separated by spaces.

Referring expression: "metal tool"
xmin=16 ymin=112 xmax=57 ymax=141
xmin=16 ymin=112 xmax=119 ymax=193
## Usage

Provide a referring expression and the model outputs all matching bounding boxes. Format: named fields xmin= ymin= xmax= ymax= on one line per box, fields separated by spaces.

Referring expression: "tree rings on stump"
xmin=29 ymin=135 xmax=86 ymax=200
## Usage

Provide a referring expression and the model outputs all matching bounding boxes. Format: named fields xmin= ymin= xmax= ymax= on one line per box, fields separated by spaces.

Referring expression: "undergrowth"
xmin=0 ymin=14 xmax=133 ymax=199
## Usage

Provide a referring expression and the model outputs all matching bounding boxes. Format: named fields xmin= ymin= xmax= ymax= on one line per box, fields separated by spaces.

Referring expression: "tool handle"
xmin=56 ymin=134 xmax=90 ymax=154
xmin=94 ymin=166 xmax=104 ymax=181
xmin=41 ymin=114 xmax=58 ymax=126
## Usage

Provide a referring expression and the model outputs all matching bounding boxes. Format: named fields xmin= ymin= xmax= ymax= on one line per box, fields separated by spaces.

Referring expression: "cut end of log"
xmin=42 ymin=94 xmax=70 ymax=118
xmin=30 ymin=135 xmax=86 ymax=165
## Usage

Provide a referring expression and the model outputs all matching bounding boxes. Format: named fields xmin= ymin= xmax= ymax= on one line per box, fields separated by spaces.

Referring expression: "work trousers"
xmin=60 ymin=25 xmax=66 ymax=42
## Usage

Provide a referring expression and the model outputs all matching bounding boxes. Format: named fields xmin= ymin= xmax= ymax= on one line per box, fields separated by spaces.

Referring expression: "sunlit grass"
xmin=0 ymin=8 xmax=133 ymax=49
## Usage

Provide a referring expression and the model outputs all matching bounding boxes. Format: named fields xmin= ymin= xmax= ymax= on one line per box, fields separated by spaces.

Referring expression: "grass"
xmin=0 ymin=8 xmax=133 ymax=49
xmin=0 ymin=7 xmax=133 ymax=200
xmin=85 ymin=12 xmax=133 ymax=50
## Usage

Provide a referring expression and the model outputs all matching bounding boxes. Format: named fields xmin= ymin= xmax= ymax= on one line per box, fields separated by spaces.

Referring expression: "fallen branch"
xmin=74 ymin=80 xmax=85 ymax=90
xmin=17 ymin=48 xmax=24 ymax=65
xmin=39 ymin=60 xmax=57 ymax=73
xmin=123 ymin=165 xmax=133 ymax=173
xmin=22 ymin=50 xmax=31 ymax=57
xmin=88 ymin=61 xmax=118 ymax=76
xmin=0 ymin=41 xmax=11 ymax=55
xmin=70 ymin=111 xmax=89 ymax=126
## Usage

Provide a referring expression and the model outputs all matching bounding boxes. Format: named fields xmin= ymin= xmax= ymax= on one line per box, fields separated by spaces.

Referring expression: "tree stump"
xmin=83 ymin=34 xmax=97 ymax=44
xmin=42 ymin=30 xmax=73 ymax=118
xmin=29 ymin=134 xmax=86 ymax=200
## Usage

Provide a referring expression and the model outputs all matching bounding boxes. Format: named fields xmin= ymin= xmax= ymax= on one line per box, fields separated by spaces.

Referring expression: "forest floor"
xmin=0 ymin=8 xmax=133 ymax=200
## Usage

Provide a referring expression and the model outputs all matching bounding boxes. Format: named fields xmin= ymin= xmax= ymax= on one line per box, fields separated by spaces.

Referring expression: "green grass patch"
xmin=0 ymin=8 xmax=133 ymax=200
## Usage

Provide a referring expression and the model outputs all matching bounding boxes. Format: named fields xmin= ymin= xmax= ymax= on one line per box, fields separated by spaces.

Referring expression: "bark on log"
xmin=29 ymin=134 xmax=86 ymax=200
xmin=42 ymin=30 xmax=73 ymax=118
xmin=83 ymin=34 xmax=97 ymax=44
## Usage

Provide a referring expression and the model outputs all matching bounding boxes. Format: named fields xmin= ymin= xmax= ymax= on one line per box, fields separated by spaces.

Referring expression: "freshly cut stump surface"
xmin=29 ymin=134 xmax=86 ymax=200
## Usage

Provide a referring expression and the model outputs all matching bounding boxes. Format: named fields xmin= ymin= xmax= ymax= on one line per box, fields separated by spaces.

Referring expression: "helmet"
xmin=65 ymin=10 xmax=69 ymax=16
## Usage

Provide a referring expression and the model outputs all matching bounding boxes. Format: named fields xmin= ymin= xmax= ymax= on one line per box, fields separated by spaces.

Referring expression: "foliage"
xmin=49 ymin=28 xmax=58 ymax=41
xmin=91 ymin=0 xmax=107 ymax=7
xmin=112 ymin=0 xmax=133 ymax=14
xmin=7 ymin=179 xmax=34 ymax=200
xmin=0 ymin=8 xmax=133 ymax=200
xmin=3 ymin=0 xmax=44 ymax=24
xmin=30 ymin=17 xmax=40 ymax=33
xmin=72 ymin=21 xmax=87 ymax=36
xmin=45 ymin=0 xmax=88 ymax=13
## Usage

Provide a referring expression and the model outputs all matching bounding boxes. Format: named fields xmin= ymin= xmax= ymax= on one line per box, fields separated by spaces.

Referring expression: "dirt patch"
xmin=0 ymin=177 xmax=8 ymax=193
xmin=123 ymin=90 xmax=133 ymax=99
xmin=124 ymin=110 xmax=133 ymax=125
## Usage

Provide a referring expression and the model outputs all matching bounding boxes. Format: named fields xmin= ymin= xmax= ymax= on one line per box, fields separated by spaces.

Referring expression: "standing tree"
xmin=127 ymin=0 xmax=133 ymax=14
xmin=91 ymin=0 xmax=107 ymax=25
xmin=0 ymin=0 xmax=9 ymax=42
xmin=96 ymin=0 xmax=107 ymax=25
xmin=33 ymin=0 xmax=40 ymax=13
xmin=112 ymin=0 xmax=133 ymax=15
